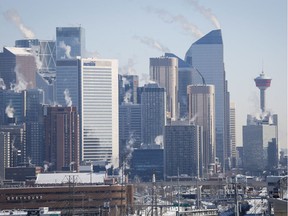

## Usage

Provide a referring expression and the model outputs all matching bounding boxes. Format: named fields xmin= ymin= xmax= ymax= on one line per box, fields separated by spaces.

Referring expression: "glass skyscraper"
xmin=56 ymin=27 xmax=85 ymax=60
xmin=185 ymin=29 xmax=230 ymax=169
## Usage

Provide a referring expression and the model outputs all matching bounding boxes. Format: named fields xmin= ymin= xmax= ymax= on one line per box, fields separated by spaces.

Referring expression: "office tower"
xmin=25 ymin=89 xmax=45 ymax=166
xmin=185 ymin=29 xmax=229 ymax=169
xmin=141 ymin=83 xmax=166 ymax=145
xmin=15 ymin=39 xmax=57 ymax=104
xmin=164 ymin=121 xmax=203 ymax=178
xmin=0 ymin=124 xmax=26 ymax=167
xmin=0 ymin=90 xmax=25 ymax=125
xmin=136 ymin=86 xmax=144 ymax=104
xmin=130 ymin=148 xmax=164 ymax=181
xmin=0 ymin=47 xmax=37 ymax=90
xmin=44 ymin=106 xmax=79 ymax=171
xmin=243 ymin=123 xmax=277 ymax=174
xmin=150 ymin=56 xmax=178 ymax=120
xmin=230 ymin=102 xmax=237 ymax=168
xmin=119 ymin=75 xmax=139 ymax=104
xmin=55 ymin=59 xmax=81 ymax=111
xmin=187 ymin=85 xmax=215 ymax=176
xmin=165 ymin=53 xmax=193 ymax=118
xmin=81 ymin=58 xmax=119 ymax=167
xmin=119 ymin=103 xmax=141 ymax=164
xmin=56 ymin=27 xmax=85 ymax=60
xmin=0 ymin=132 xmax=10 ymax=180
xmin=254 ymin=71 xmax=272 ymax=112
xmin=118 ymin=75 xmax=124 ymax=105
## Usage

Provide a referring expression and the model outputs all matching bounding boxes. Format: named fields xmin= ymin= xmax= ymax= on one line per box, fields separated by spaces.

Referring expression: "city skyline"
xmin=0 ymin=0 xmax=286 ymax=148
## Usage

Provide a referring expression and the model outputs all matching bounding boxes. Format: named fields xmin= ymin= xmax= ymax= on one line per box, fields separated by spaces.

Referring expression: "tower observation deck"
xmin=254 ymin=71 xmax=272 ymax=112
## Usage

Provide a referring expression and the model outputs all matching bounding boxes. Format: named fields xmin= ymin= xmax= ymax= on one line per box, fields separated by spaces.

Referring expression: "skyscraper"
xmin=55 ymin=59 xmax=81 ymax=111
xmin=164 ymin=121 xmax=203 ymax=178
xmin=150 ymin=57 xmax=178 ymax=120
xmin=230 ymin=102 xmax=237 ymax=168
xmin=119 ymin=75 xmax=139 ymax=104
xmin=0 ymin=47 xmax=37 ymax=90
xmin=81 ymin=58 xmax=119 ymax=167
xmin=44 ymin=106 xmax=79 ymax=171
xmin=185 ymin=29 xmax=230 ymax=169
xmin=0 ymin=132 xmax=10 ymax=180
xmin=187 ymin=85 xmax=215 ymax=176
xmin=25 ymin=89 xmax=45 ymax=166
xmin=56 ymin=27 xmax=85 ymax=60
xmin=119 ymin=103 xmax=141 ymax=164
xmin=141 ymin=83 xmax=166 ymax=145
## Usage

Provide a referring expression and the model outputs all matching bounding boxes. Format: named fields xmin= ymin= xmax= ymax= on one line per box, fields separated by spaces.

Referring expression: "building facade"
xmin=150 ymin=57 xmax=178 ymax=120
xmin=141 ymin=83 xmax=166 ymax=145
xmin=44 ymin=106 xmax=79 ymax=171
xmin=187 ymin=85 xmax=215 ymax=176
xmin=81 ymin=58 xmax=119 ymax=167
xmin=56 ymin=27 xmax=85 ymax=60
xmin=164 ymin=121 xmax=203 ymax=178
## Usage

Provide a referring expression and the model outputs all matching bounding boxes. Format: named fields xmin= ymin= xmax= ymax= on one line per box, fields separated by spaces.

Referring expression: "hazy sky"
xmin=0 ymin=0 xmax=287 ymax=148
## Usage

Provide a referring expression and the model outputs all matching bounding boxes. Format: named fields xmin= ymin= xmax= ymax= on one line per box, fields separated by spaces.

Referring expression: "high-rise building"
xmin=119 ymin=75 xmax=139 ymax=104
xmin=0 ymin=124 xmax=26 ymax=168
xmin=187 ymin=85 xmax=215 ymax=176
xmin=229 ymin=102 xmax=237 ymax=168
xmin=0 ymin=89 xmax=25 ymax=125
xmin=141 ymin=83 xmax=166 ymax=145
xmin=56 ymin=27 xmax=85 ymax=60
xmin=81 ymin=58 xmax=119 ymax=167
xmin=243 ymin=123 xmax=277 ymax=174
xmin=164 ymin=53 xmax=194 ymax=118
xmin=25 ymin=89 xmax=45 ymax=166
xmin=119 ymin=103 xmax=141 ymax=164
xmin=15 ymin=39 xmax=57 ymax=104
xmin=0 ymin=132 xmax=10 ymax=180
xmin=44 ymin=106 xmax=79 ymax=171
xmin=55 ymin=59 xmax=81 ymax=111
xmin=150 ymin=57 xmax=178 ymax=120
xmin=185 ymin=29 xmax=230 ymax=169
xmin=0 ymin=47 xmax=37 ymax=90
xmin=164 ymin=121 xmax=203 ymax=178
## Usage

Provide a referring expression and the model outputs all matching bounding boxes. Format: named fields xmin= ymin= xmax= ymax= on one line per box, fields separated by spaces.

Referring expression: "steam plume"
xmin=5 ymin=103 xmax=15 ymax=118
xmin=133 ymin=35 xmax=170 ymax=53
xmin=189 ymin=113 xmax=198 ymax=124
xmin=0 ymin=78 xmax=6 ymax=90
xmin=64 ymin=89 xmax=72 ymax=107
xmin=185 ymin=0 xmax=221 ymax=29
xmin=119 ymin=58 xmax=137 ymax=75
xmin=10 ymin=65 xmax=29 ymax=92
xmin=31 ymin=45 xmax=42 ymax=70
xmin=154 ymin=135 xmax=163 ymax=146
xmin=59 ymin=41 xmax=72 ymax=59
xmin=3 ymin=9 xmax=35 ymax=39
xmin=146 ymin=7 xmax=203 ymax=38
xmin=124 ymin=90 xmax=132 ymax=103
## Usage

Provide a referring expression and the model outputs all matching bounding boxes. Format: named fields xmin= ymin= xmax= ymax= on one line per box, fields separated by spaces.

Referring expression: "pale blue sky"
xmin=0 ymin=0 xmax=287 ymax=148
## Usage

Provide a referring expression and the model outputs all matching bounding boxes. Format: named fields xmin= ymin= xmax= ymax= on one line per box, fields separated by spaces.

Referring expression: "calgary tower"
xmin=254 ymin=71 xmax=272 ymax=112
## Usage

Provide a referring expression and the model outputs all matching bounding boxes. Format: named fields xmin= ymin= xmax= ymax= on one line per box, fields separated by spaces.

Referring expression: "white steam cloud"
xmin=31 ymin=45 xmax=42 ymax=70
xmin=119 ymin=58 xmax=137 ymax=75
xmin=124 ymin=90 xmax=132 ymax=103
xmin=146 ymin=7 xmax=203 ymax=38
xmin=64 ymin=89 xmax=72 ymax=107
xmin=185 ymin=0 xmax=221 ymax=29
xmin=5 ymin=103 xmax=15 ymax=118
xmin=10 ymin=65 xmax=29 ymax=92
xmin=133 ymin=35 xmax=170 ymax=53
xmin=3 ymin=9 xmax=35 ymax=39
xmin=189 ymin=113 xmax=198 ymax=124
xmin=59 ymin=41 xmax=72 ymax=59
xmin=154 ymin=135 xmax=163 ymax=146
xmin=0 ymin=78 xmax=6 ymax=90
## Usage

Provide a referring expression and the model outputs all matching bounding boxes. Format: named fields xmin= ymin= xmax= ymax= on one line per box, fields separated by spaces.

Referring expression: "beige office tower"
xmin=230 ymin=102 xmax=237 ymax=168
xmin=150 ymin=57 xmax=178 ymax=120
xmin=187 ymin=85 xmax=215 ymax=176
